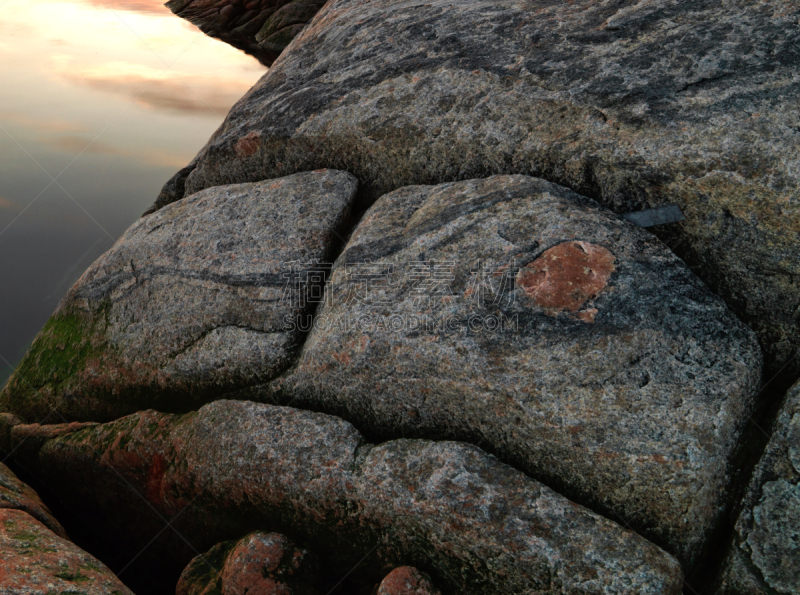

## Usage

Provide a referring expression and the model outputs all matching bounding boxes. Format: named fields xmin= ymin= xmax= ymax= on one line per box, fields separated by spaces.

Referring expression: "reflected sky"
xmin=0 ymin=0 xmax=266 ymax=385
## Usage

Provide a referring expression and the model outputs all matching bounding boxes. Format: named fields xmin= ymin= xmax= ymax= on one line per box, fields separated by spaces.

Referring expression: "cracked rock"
xmin=272 ymin=175 xmax=762 ymax=568
xmin=4 ymin=400 xmax=683 ymax=594
xmin=0 ymin=170 xmax=357 ymax=423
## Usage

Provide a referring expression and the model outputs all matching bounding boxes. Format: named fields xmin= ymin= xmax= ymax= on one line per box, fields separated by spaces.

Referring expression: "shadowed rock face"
xmin=269 ymin=175 xmax=762 ymax=568
xmin=163 ymin=0 xmax=800 ymax=375
xmin=2 ymin=400 xmax=684 ymax=595
xmin=166 ymin=0 xmax=326 ymax=66
xmin=0 ymin=170 xmax=357 ymax=423
xmin=716 ymin=378 xmax=800 ymax=594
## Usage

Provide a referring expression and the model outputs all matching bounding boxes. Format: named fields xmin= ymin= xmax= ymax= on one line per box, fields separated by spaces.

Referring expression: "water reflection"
xmin=0 ymin=0 xmax=266 ymax=384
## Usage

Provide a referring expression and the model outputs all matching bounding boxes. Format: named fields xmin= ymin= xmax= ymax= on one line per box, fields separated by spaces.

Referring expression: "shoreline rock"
xmin=272 ymin=175 xmax=762 ymax=568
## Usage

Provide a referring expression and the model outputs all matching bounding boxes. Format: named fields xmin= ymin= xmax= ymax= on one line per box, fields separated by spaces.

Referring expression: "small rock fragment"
xmin=376 ymin=567 xmax=441 ymax=595
xmin=716 ymin=378 xmax=800 ymax=594
xmin=0 ymin=508 xmax=133 ymax=595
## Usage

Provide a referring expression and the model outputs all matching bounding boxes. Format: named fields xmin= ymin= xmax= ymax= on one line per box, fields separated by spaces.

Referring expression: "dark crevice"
xmin=687 ymin=363 xmax=800 ymax=594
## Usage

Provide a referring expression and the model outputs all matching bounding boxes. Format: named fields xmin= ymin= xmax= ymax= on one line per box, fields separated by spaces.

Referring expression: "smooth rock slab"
xmin=8 ymin=400 xmax=683 ymax=594
xmin=0 ymin=508 xmax=133 ymax=595
xmin=716 ymin=378 xmax=800 ymax=594
xmin=169 ymin=0 xmax=800 ymax=374
xmin=0 ymin=170 xmax=357 ymax=423
xmin=273 ymin=175 xmax=763 ymax=567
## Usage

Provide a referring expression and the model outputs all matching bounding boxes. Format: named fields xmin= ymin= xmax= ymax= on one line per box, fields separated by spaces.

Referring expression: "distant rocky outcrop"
xmin=166 ymin=0 xmax=326 ymax=66
xmin=162 ymin=0 xmax=800 ymax=376
xmin=0 ymin=400 xmax=684 ymax=594
xmin=716 ymin=378 xmax=800 ymax=594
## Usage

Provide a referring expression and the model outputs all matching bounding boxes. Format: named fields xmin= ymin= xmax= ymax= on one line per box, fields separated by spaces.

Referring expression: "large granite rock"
xmin=167 ymin=0 xmax=800 ymax=374
xmin=176 ymin=532 xmax=320 ymax=595
xmin=166 ymin=0 xmax=326 ymax=66
xmin=0 ymin=508 xmax=134 ymax=595
xmin=375 ymin=567 xmax=441 ymax=595
xmin=0 ymin=170 xmax=357 ymax=423
xmin=4 ymin=400 xmax=684 ymax=594
xmin=716 ymin=378 xmax=800 ymax=594
xmin=271 ymin=175 xmax=762 ymax=567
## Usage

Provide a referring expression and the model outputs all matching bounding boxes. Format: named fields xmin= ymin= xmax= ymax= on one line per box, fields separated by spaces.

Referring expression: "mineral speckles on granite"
xmin=275 ymin=175 xmax=763 ymax=568
xmin=170 ymin=0 xmax=800 ymax=374
xmin=716 ymin=379 xmax=800 ymax=594
xmin=166 ymin=0 xmax=326 ymax=66
xmin=0 ymin=170 xmax=357 ymax=423
xmin=7 ymin=400 xmax=684 ymax=594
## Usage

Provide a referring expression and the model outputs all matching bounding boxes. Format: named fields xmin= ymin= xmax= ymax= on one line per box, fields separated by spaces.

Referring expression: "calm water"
xmin=0 ymin=0 xmax=266 ymax=385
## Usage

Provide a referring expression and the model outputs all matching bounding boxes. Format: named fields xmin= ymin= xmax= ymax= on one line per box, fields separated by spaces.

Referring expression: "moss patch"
xmin=0 ymin=303 xmax=111 ymax=418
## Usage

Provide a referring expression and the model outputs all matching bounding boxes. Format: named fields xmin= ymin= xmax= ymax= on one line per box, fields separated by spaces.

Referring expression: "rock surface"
xmin=5 ymin=400 xmax=684 ymax=594
xmin=716 ymin=378 xmax=800 ymax=594
xmin=0 ymin=170 xmax=357 ymax=423
xmin=166 ymin=0 xmax=326 ymax=66
xmin=0 ymin=460 xmax=66 ymax=538
xmin=0 ymin=504 xmax=133 ymax=594
xmin=272 ymin=175 xmax=762 ymax=567
xmin=177 ymin=531 xmax=319 ymax=595
xmin=375 ymin=567 xmax=441 ymax=595
xmin=167 ymin=0 xmax=800 ymax=374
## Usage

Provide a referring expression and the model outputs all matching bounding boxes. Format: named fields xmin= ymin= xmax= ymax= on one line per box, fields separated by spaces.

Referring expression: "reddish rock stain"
xmin=145 ymin=453 xmax=167 ymax=503
xmin=235 ymin=131 xmax=262 ymax=158
xmin=516 ymin=241 xmax=615 ymax=320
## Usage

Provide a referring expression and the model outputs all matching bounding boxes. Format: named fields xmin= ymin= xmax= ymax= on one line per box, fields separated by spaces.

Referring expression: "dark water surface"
xmin=0 ymin=0 xmax=266 ymax=385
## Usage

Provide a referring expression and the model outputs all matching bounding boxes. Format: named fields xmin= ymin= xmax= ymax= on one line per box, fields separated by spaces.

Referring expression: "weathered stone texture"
xmin=0 ymin=508 xmax=133 ymax=595
xmin=272 ymin=175 xmax=762 ymax=568
xmin=166 ymin=0 xmax=326 ymax=66
xmin=168 ymin=0 xmax=800 ymax=374
xmin=716 ymin=378 xmax=800 ymax=594
xmin=0 ymin=170 xmax=357 ymax=423
xmin=6 ymin=400 xmax=684 ymax=594
xmin=177 ymin=531 xmax=319 ymax=595
xmin=0 ymin=461 xmax=66 ymax=538
xmin=376 ymin=567 xmax=441 ymax=595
